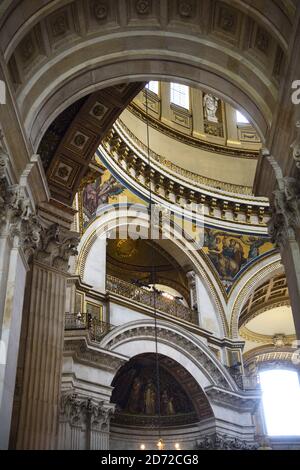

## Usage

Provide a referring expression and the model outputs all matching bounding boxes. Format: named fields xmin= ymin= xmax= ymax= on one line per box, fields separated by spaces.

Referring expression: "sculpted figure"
xmin=203 ymin=93 xmax=219 ymax=123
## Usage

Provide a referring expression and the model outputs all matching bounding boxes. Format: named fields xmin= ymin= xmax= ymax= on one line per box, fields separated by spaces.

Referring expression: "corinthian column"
xmin=58 ymin=393 xmax=114 ymax=450
xmin=15 ymin=224 xmax=79 ymax=449
xmin=268 ymin=176 xmax=300 ymax=337
xmin=0 ymin=154 xmax=42 ymax=449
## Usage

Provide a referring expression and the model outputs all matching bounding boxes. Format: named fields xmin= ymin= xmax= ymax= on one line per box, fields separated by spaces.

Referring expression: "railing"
xmin=106 ymin=275 xmax=197 ymax=324
xmin=65 ymin=312 xmax=112 ymax=342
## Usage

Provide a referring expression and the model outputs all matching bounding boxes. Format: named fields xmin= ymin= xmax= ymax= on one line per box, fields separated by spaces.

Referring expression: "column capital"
xmin=34 ymin=223 xmax=79 ymax=272
xmin=0 ymin=174 xmax=42 ymax=260
xmin=268 ymin=176 xmax=300 ymax=248
xmin=291 ymin=119 xmax=300 ymax=169
xmin=60 ymin=392 xmax=115 ymax=431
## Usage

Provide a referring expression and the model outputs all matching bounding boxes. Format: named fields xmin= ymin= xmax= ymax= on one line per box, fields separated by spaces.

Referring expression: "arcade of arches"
xmin=0 ymin=0 xmax=300 ymax=451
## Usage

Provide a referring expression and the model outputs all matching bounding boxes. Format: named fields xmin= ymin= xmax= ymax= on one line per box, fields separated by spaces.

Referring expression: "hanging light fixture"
xmin=144 ymin=84 xmax=165 ymax=451
xmin=141 ymin=82 xmax=182 ymax=452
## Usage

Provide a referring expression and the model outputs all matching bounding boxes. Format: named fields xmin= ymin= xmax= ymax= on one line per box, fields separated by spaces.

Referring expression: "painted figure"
xmin=144 ymin=380 xmax=156 ymax=415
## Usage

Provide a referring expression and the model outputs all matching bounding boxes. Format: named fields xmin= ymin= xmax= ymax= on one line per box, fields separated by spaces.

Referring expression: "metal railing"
xmin=106 ymin=275 xmax=197 ymax=324
xmin=65 ymin=312 xmax=112 ymax=342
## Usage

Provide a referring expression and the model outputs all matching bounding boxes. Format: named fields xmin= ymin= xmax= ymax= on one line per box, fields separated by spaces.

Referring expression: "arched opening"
xmin=2 ymin=1 xmax=300 ymax=453
xmin=110 ymin=353 xmax=214 ymax=450
xmin=259 ymin=369 xmax=300 ymax=437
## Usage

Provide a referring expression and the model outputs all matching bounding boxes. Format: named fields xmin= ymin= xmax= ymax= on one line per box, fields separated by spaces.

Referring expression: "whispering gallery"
xmin=0 ymin=0 xmax=300 ymax=452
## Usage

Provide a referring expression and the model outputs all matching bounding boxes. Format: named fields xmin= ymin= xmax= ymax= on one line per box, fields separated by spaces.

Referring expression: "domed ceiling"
xmin=117 ymin=81 xmax=262 ymax=194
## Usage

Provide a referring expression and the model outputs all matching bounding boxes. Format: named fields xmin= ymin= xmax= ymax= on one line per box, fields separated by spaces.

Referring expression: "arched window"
xmin=170 ymin=83 xmax=189 ymax=109
xmin=260 ymin=369 xmax=300 ymax=436
xmin=145 ymin=81 xmax=159 ymax=94
xmin=236 ymin=110 xmax=249 ymax=124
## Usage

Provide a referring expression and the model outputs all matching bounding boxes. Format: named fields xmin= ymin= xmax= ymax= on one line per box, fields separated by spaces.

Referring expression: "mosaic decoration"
xmin=83 ymin=174 xmax=124 ymax=215
xmin=111 ymin=359 xmax=194 ymax=417
xmin=79 ymin=156 xmax=145 ymax=232
xmin=202 ymin=228 xmax=275 ymax=291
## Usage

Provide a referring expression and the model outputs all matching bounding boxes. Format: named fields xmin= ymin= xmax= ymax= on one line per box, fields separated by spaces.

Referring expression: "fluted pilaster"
xmin=15 ymin=224 xmax=79 ymax=449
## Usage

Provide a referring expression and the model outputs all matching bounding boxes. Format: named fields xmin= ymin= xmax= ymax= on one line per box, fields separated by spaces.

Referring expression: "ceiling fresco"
xmin=202 ymin=228 xmax=275 ymax=292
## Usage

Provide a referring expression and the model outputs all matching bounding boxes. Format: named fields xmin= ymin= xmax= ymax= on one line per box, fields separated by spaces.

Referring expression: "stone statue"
xmin=203 ymin=93 xmax=219 ymax=123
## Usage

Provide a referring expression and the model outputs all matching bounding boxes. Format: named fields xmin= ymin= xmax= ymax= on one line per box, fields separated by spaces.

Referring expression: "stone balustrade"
xmin=106 ymin=275 xmax=197 ymax=325
xmin=100 ymin=124 xmax=270 ymax=229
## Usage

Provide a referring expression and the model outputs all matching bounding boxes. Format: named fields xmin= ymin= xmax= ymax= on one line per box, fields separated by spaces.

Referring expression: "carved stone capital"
xmin=291 ymin=120 xmax=300 ymax=169
xmin=60 ymin=392 xmax=114 ymax=431
xmin=195 ymin=432 xmax=258 ymax=450
xmin=35 ymin=223 xmax=79 ymax=271
xmin=0 ymin=171 xmax=43 ymax=261
xmin=268 ymin=177 xmax=300 ymax=247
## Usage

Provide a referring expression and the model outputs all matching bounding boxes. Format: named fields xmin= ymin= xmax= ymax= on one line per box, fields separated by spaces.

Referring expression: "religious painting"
xmin=82 ymin=173 xmax=125 ymax=223
xmin=111 ymin=358 xmax=194 ymax=419
xmin=202 ymin=228 xmax=275 ymax=290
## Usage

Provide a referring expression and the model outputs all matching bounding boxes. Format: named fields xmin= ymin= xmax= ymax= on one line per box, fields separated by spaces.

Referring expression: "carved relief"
xmin=60 ymin=392 xmax=114 ymax=431
xmin=268 ymin=177 xmax=300 ymax=247
xmin=93 ymin=1 xmax=109 ymax=21
xmin=203 ymin=94 xmax=219 ymax=123
xmin=89 ymin=102 xmax=108 ymax=120
xmin=72 ymin=133 xmax=87 ymax=148
xmin=135 ymin=0 xmax=151 ymax=15
xmin=195 ymin=433 xmax=258 ymax=450
xmin=0 ymin=157 xmax=44 ymax=261
xmin=291 ymin=120 xmax=300 ymax=169
xmin=217 ymin=5 xmax=237 ymax=33
xmin=50 ymin=12 xmax=69 ymax=37
xmin=177 ymin=0 xmax=194 ymax=18
xmin=35 ymin=223 xmax=79 ymax=270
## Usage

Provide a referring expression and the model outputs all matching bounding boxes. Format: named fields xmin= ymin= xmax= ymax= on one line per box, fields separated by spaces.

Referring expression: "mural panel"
xmin=111 ymin=361 xmax=194 ymax=417
xmin=202 ymin=228 xmax=275 ymax=291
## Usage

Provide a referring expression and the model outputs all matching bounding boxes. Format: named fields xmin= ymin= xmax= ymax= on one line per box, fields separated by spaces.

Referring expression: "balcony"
xmin=106 ymin=275 xmax=197 ymax=325
xmin=65 ymin=312 xmax=112 ymax=342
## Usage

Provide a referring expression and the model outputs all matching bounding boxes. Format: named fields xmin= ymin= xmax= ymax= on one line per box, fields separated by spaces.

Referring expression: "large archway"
xmin=76 ymin=206 xmax=229 ymax=337
xmin=1 ymin=0 xmax=292 ymax=156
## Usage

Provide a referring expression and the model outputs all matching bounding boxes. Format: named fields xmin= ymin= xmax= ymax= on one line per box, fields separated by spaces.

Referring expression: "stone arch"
xmin=229 ymin=253 xmax=283 ymax=339
xmin=100 ymin=319 xmax=237 ymax=392
xmin=76 ymin=206 xmax=229 ymax=336
xmin=1 ymin=0 xmax=290 ymax=147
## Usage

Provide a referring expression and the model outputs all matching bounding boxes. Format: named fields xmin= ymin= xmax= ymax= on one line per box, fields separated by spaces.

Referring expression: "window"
xmin=145 ymin=81 xmax=159 ymax=94
xmin=170 ymin=83 xmax=189 ymax=109
xmin=260 ymin=369 xmax=300 ymax=436
xmin=236 ymin=110 xmax=249 ymax=124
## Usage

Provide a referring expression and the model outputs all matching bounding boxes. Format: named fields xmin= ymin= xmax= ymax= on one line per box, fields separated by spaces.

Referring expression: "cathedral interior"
xmin=0 ymin=0 xmax=300 ymax=451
